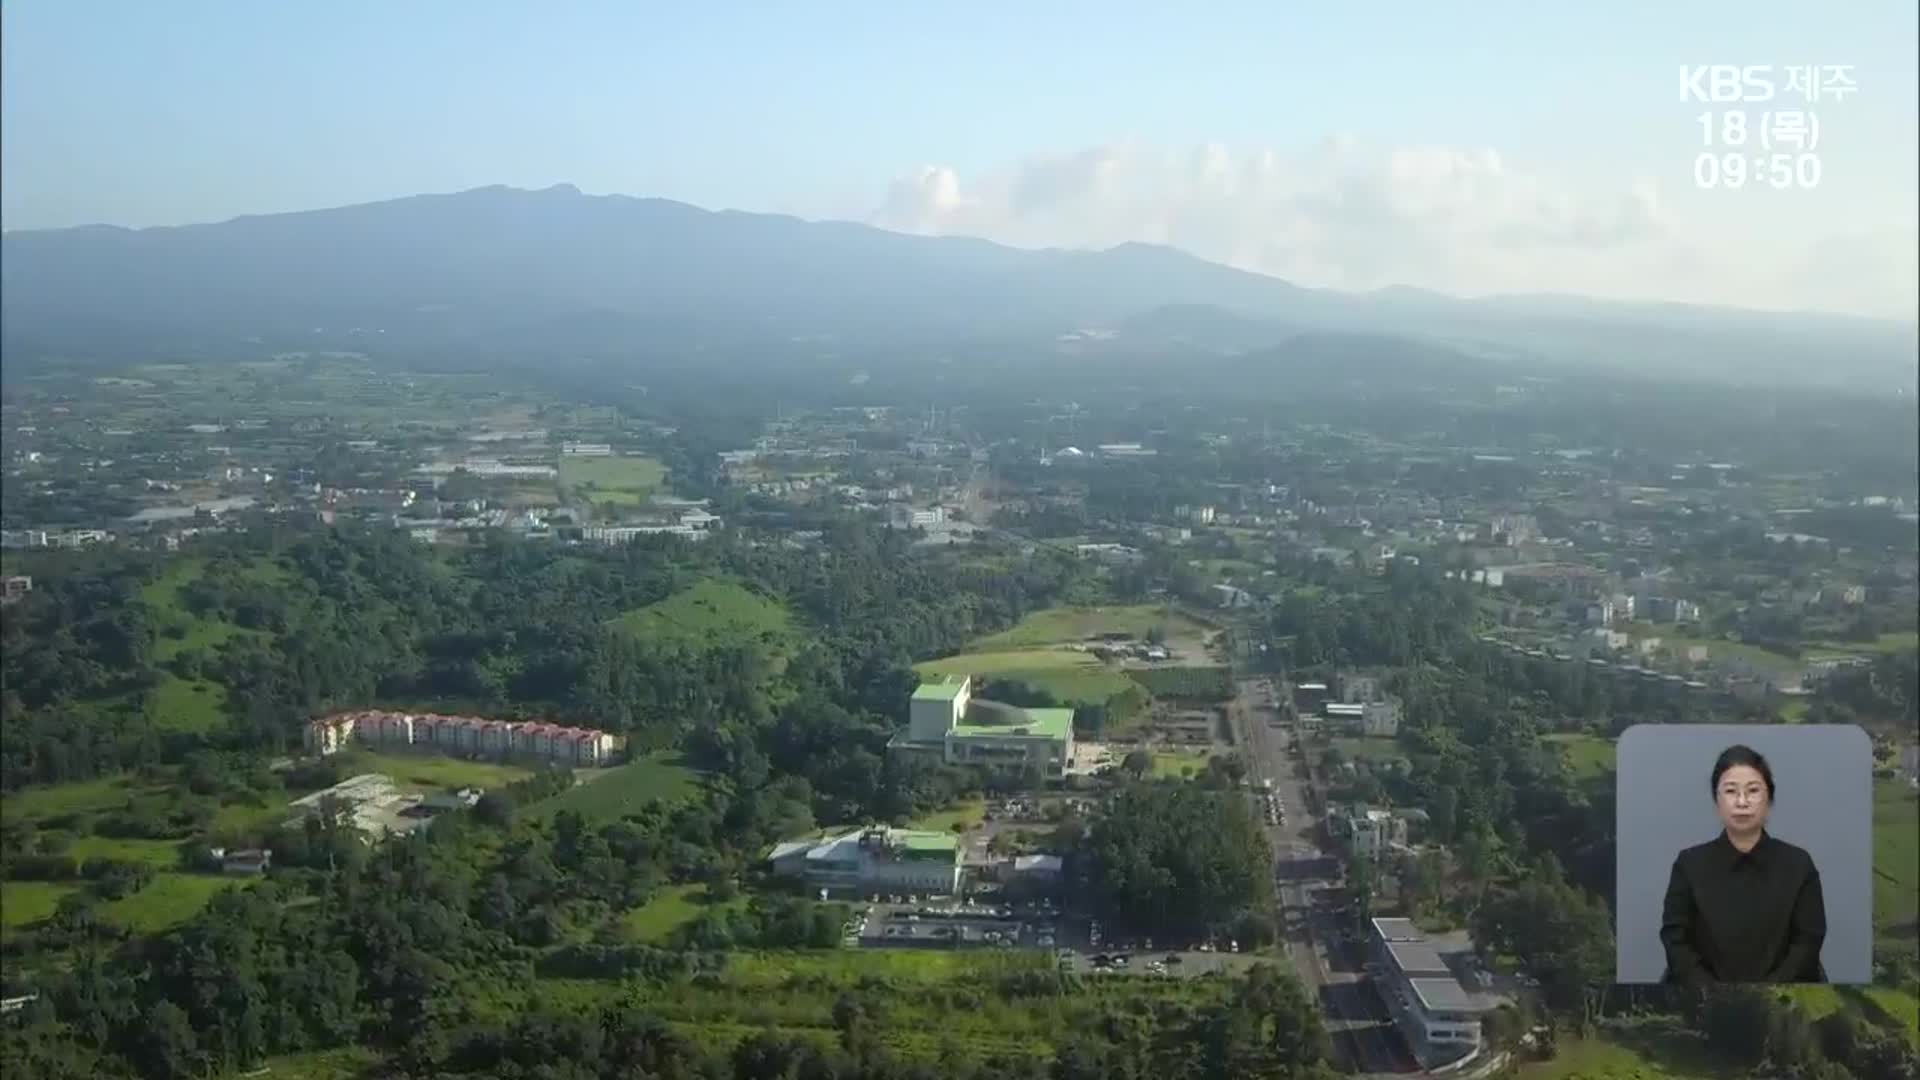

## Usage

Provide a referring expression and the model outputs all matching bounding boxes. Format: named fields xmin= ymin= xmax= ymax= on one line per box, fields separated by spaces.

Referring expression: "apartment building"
xmin=304 ymin=710 xmax=617 ymax=767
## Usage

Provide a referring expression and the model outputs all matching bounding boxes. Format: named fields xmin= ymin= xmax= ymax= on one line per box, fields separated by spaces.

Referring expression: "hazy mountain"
xmin=3 ymin=183 xmax=1913 ymax=392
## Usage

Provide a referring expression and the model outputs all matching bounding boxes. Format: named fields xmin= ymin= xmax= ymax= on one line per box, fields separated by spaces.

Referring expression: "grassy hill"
xmin=529 ymin=753 xmax=702 ymax=823
xmin=613 ymin=578 xmax=794 ymax=654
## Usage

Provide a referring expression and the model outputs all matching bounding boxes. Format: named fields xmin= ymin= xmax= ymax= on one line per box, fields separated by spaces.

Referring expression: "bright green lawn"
xmin=1859 ymin=987 xmax=1919 ymax=1046
xmin=1872 ymin=779 xmax=1919 ymax=932
xmin=530 ymin=752 xmax=702 ymax=823
xmin=615 ymin=578 xmax=794 ymax=653
xmin=141 ymin=557 xmax=283 ymax=664
xmin=621 ymin=883 xmax=745 ymax=943
xmin=1542 ymin=733 xmax=1616 ymax=779
xmin=2 ymin=775 xmax=141 ymax=822
xmin=1150 ymin=749 xmax=1212 ymax=779
xmin=560 ymin=455 xmax=668 ymax=506
xmin=970 ymin=605 xmax=1208 ymax=650
xmin=100 ymin=872 xmax=254 ymax=934
xmin=1515 ymin=1034 xmax=1722 ymax=1080
xmin=0 ymin=881 xmax=77 ymax=930
xmin=722 ymin=948 xmax=1045 ymax=988
xmin=910 ymin=797 xmax=986 ymax=833
xmin=148 ymin=673 xmax=229 ymax=733
xmin=66 ymin=835 xmax=183 ymax=868
xmin=333 ymin=750 xmax=534 ymax=794
xmin=915 ymin=650 xmax=1134 ymax=706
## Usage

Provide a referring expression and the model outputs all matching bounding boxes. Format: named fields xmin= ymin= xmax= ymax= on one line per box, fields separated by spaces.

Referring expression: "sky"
xmin=3 ymin=1 xmax=1916 ymax=318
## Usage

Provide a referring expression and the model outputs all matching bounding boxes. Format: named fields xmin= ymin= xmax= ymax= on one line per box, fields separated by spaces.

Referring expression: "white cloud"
xmin=867 ymin=139 xmax=1914 ymax=319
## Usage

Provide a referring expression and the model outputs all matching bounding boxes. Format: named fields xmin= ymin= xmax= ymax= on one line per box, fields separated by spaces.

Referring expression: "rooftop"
xmin=890 ymin=830 xmax=961 ymax=853
xmin=1386 ymin=939 xmax=1452 ymax=976
xmin=912 ymin=677 xmax=970 ymax=703
xmin=1372 ymin=917 xmax=1422 ymax=941
xmin=952 ymin=705 xmax=1075 ymax=742
xmin=1410 ymin=977 xmax=1496 ymax=1014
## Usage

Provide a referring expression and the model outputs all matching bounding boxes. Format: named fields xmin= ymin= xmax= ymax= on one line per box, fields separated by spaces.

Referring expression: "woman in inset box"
xmin=1660 ymin=745 xmax=1827 ymax=984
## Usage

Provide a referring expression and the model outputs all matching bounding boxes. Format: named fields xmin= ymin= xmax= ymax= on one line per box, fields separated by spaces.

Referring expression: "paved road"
xmin=1234 ymin=676 xmax=1419 ymax=1077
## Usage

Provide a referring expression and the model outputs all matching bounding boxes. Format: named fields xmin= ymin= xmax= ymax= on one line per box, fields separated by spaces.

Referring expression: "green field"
xmin=969 ymin=605 xmax=1209 ymax=650
xmin=333 ymin=750 xmax=535 ymax=794
xmin=560 ymin=455 xmax=668 ymax=506
xmin=721 ymin=948 xmax=1045 ymax=988
xmin=916 ymin=649 xmax=1134 ymax=706
xmin=530 ymin=753 xmax=702 ymax=822
xmin=1331 ymin=737 xmax=1409 ymax=765
xmin=0 ymin=881 xmax=77 ymax=931
xmin=100 ymin=872 xmax=255 ymax=934
xmin=1150 ymin=748 xmax=1212 ymax=779
xmin=148 ymin=672 xmax=229 ymax=733
xmin=2 ymin=774 xmax=141 ymax=822
xmin=622 ymin=883 xmax=715 ymax=942
xmin=141 ymin=557 xmax=288 ymax=661
xmin=909 ymin=796 xmax=986 ymax=833
xmin=1807 ymin=632 xmax=1919 ymax=657
xmin=223 ymin=1048 xmax=382 ymax=1080
xmin=615 ymin=578 xmax=794 ymax=653
xmin=1516 ymin=1033 xmax=1722 ymax=1080
xmin=1873 ymin=779 xmax=1919 ymax=933
xmin=1542 ymin=733 xmax=1617 ymax=780
xmin=66 ymin=835 xmax=184 ymax=868
xmin=1859 ymin=986 xmax=1920 ymax=1046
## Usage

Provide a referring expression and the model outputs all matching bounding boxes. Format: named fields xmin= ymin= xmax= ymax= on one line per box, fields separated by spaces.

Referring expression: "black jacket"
xmin=1660 ymin=830 xmax=1826 ymax=984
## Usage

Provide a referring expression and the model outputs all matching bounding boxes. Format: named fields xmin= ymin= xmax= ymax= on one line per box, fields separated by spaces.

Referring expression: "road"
xmin=1234 ymin=676 xmax=1419 ymax=1077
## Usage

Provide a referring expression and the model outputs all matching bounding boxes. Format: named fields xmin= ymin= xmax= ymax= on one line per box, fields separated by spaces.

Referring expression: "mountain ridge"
xmin=3 ymin=184 xmax=1913 ymax=391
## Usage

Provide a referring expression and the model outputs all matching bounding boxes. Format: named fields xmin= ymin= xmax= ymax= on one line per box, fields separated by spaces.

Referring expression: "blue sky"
xmin=3 ymin=1 xmax=1915 ymax=315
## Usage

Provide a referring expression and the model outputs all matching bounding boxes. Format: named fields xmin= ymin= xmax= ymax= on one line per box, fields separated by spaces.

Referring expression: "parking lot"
xmin=855 ymin=899 xmax=1063 ymax=950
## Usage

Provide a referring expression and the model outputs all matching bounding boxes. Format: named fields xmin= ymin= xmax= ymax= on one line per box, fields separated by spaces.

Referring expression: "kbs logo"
xmin=1679 ymin=65 xmax=1775 ymax=103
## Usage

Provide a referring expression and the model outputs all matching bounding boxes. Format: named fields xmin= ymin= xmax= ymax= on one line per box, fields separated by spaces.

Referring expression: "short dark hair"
xmin=1711 ymin=745 xmax=1775 ymax=801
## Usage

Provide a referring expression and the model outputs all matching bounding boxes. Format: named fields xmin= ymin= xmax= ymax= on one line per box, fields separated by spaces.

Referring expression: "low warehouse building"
xmin=767 ymin=825 xmax=964 ymax=896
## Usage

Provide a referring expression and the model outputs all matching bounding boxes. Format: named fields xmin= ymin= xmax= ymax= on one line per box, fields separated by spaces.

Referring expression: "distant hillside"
xmin=3 ymin=183 xmax=1913 ymax=392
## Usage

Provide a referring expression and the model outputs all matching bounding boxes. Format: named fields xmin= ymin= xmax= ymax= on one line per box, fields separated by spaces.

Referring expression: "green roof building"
xmin=892 ymin=674 xmax=1077 ymax=778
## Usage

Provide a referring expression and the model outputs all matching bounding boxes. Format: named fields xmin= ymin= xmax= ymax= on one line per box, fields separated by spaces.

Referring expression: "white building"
xmin=1370 ymin=918 xmax=1499 ymax=1068
xmin=304 ymin=710 xmax=616 ymax=766
xmin=1339 ymin=805 xmax=1409 ymax=860
xmin=892 ymin=676 xmax=1076 ymax=779
xmin=767 ymin=826 xmax=963 ymax=896
xmin=561 ymin=443 xmax=613 ymax=456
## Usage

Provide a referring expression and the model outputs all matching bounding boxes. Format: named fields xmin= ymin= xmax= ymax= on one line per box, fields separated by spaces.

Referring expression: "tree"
xmin=1120 ymin=749 xmax=1151 ymax=780
xmin=1078 ymin=784 xmax=1272 ymax=938
xmin=138 ymin=1001 xmax=202 ymax=1080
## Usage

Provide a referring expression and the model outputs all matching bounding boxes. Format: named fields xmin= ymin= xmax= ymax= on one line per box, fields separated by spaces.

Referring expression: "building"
xmin=767 ymin=825 xmax=963 ymax=896
xmin=1212 ymin=583 xmax=1255 ymax=608
xmin=1369 ymin=918 xmax=1499 ymax=1068
xmin=561 ymin=442 xmax=613 ymax=456
xmin=220 ymin=848 xmax=272 ymax=875
xmin=0 ymin=575 xmax=32 ymax=605
xmin=1325 ymin=702 xmax=1366 ymax=728
xmin=304 ymin=710 xmax=617 ymax=767
xmin=1337 ymin=805 xmax=1410 ymax=860
xmin=891 ymin=676 xmax=1076 ymax=779
xmin=1361 ymin=700 xmax=1401 ymax=737
xmin=1074 ymin=542 xmax=1143 ymax=565
xmin=1336 ymin=673 xmax=1382 ymax=703
xmin=1585 ymin=599 xmax=1614 ymax=626
xmin=1293 ymin=681 xmax=1331 ymax=714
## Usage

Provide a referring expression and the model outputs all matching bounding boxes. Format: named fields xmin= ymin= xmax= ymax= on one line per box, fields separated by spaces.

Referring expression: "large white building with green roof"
xmin=893 ymin=674 xmax=1077 ymax=779
xmin=766 ymin=825 xmax=963 ymax=895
